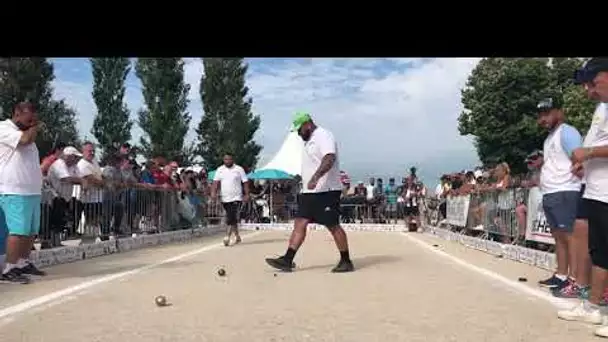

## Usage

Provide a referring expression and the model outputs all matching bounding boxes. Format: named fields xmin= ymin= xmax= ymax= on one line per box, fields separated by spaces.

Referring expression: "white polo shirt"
xmin=0 ymin=119 xmax=42 ymax=195
xmin=301 ymin=126 xmax=342 ymax=194
xmin=583 ymin=102 xmax=608 ymax=204
xmin=214 ymin=164 xmax=248 ymax=203
xmin=48 ymin=158 xmax=78 ymax=201
xmin=77 ymin=158 xmax=103 ymax=203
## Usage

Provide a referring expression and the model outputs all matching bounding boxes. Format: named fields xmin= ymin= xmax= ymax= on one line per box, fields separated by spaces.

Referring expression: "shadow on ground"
xmin=297 ymin=254 xmax=403 ymax=272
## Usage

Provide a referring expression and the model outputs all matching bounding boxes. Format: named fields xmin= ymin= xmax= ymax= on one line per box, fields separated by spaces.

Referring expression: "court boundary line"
xmin=0 ymin=231 xmax=265 ymax=321
xmin=403 ymin=232 xmax=575 ymax=310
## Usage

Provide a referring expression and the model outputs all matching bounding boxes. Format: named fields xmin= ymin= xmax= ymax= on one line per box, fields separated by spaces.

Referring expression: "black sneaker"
xmin=539 ymin=275 xmax=566 ymax=289
xmin=0 ymin=268 xmax=31 ymax=284
xmin=20 ymin=263 xmax=47 ymax=276
xmin=331 ymin=260 xmax=355 ymax=273
xmin=265 ymin=256 xmax=295 ymax=272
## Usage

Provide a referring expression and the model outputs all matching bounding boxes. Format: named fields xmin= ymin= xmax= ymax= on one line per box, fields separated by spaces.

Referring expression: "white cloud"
xmin=51 ymin=57 xmax=480 ymax=183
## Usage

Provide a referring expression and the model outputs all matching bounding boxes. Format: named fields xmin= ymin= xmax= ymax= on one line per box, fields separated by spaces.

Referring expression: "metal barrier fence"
xmin=441 ymin=186 xmax=554 ymax=246
xmin=37 ymin=187 xmax=430 ymax=248
xmin=38 ymin=184 xmax=228 ymax=248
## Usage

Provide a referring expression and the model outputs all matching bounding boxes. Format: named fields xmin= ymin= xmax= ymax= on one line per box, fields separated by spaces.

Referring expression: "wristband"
xmin=585 ymin=147 xmax=594 ymax=160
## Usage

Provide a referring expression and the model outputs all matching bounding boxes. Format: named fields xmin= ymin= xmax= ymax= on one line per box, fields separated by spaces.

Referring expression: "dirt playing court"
xmin=0 ymin=230 xmax=599 ymax=341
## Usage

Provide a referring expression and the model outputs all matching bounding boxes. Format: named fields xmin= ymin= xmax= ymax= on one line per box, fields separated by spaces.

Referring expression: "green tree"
xmin=0 ymin=58 xmax=80 ymax=157
xmin=458 ymin=57 xmax=597 ymax=174
xmin=550 ymin=58 xmax=596 ymax=133
xmin=135 ymin=58 xmax=191 ymax=163
xmin=196 ymin=58 xmax=262 ymax=170
xmin=90 ymin=58 xmax=133 ymax=159
xmin=458 ymin=58 xmax=554 ymax=173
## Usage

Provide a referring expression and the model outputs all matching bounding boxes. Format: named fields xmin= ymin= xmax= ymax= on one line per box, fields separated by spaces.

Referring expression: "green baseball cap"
xmin=291 ymin=111 xmax=312 ymax=132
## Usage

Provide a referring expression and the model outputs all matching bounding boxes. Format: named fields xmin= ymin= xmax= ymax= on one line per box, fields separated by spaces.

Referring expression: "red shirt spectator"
xmin=152 ymin=168 xmax=171 ymax=186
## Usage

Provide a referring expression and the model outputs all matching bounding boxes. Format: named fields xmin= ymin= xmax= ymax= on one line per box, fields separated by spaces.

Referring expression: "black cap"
xmin=574 ymin=58 xmax=608 ymax=85
xmin=536 ymin=97 xmax=562 ymax=112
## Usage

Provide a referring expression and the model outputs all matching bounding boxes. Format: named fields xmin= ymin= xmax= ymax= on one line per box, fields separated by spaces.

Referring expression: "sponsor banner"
xmin=446 ymin=195 xmax=470 ymax=227
xmin=525 ymin=187 xmax=555 ymax=245
xmin=241 ymin=223 xmax=404 ymax=232
xmin=427 ymin=225 xmax=556 ymax=271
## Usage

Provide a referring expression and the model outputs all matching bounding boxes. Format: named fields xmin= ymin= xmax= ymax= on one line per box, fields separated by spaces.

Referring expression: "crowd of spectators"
xmin=431 ymin=152 xmax=545 ymax=247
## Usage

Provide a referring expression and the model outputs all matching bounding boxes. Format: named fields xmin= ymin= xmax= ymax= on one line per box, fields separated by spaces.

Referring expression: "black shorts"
xmin=586 ymin=199 xmax=608 ymax=270
xmin=576 ymin=184 xmax=589 ymax=220
xmin=222 ymin=201 xmax=241 ymax=226
xmin=404 ymin=206 xmax=419 ymax=216
xmin=296 ymin=191 xmax=341 ymax=228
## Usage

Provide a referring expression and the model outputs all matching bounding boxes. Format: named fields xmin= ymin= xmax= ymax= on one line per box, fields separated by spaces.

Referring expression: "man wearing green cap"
xmin=265 ymin=112 xmax=354 ymax=273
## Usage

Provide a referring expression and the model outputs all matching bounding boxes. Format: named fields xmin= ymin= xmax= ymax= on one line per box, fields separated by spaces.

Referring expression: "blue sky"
xmin=50 ymin=58 xmax=481 ymax=184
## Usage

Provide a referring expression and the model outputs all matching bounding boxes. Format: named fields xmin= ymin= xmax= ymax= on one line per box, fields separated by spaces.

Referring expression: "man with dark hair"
xmin=535 ymin=97 xmax=582 ymax=292
xmin=0 ymin=102 xmax=45 ymax=284
xmin=265 ymin=112 xmax=354 ymax=273
xmin=212 ymin=153 xmax=249 ymax=246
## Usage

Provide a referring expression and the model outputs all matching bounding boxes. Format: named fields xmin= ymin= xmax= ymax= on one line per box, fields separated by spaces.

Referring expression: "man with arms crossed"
xmin=0 ymin=102 xmax=46 ymax=284
xmin=212 ymin=154 xmax=249 ymax=247
xmin=265 ymin=112 xmax=354 ymax=273
xmin=536 ymin=97 xmax=582 ymax=291
xmin=557 ymin=58 xmax=608 ymax=339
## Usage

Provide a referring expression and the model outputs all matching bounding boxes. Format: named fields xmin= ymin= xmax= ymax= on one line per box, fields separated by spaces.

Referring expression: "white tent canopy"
xmin=259 ymin=132 xmax=304 ymax=176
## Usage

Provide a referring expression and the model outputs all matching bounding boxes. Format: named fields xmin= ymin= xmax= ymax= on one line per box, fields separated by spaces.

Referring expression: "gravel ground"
xmin=0 ymin=230 xmax=600 ymax=342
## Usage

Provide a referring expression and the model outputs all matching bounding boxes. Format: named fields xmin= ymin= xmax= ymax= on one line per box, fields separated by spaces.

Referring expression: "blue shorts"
xmin=0 ymin=194 xmax=41 ymax=237
xmin=542 ymin=191 xmax=579 ymax=233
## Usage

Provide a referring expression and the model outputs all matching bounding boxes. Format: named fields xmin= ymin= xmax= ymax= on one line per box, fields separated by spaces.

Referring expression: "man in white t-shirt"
xmin=265 ymin=112 xmax=354 ymax=273
xmin=535 ymin=97 xmax=582 ymax=292
xmin=212 ymin=154 xmax=249 ymax=247
xmin=557 ymin=58 xmax=608 ymax=338
xmin=47 ymin=147 xmax=85 ymax=247
xmin=76 ymin=142 xmax=105 ymax=239
xmin=0 ymin=103 xmax=44 ymax=284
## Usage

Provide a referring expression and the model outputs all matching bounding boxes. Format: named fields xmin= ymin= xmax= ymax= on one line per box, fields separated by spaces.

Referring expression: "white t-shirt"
xmin=365 ymin=184 xmax=375 ymax=200
xmin=583 ymin=102 xmax=608 ymax=203
xmin=582 ymin=103 xmax=607 ymax=185
xmin=77 ymin=158 xmax=103 ymax=203
xmin=214 ymin=164 xmax=248 ymax=203
xmin=301 ymin=126 xmax=342 ymax=194
xmin=540 ymin=123 xmax=582 ymax=194
xmin=48 ymin=158 xmax=78 ymax=201
xmin=0 ymin=119 xmax=42 ymax=195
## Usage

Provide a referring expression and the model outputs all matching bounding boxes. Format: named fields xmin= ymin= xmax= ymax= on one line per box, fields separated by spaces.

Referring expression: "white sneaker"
xmin=595 ymin=324 xmax=608 ymax=338
xmin=557 ymin=301 xmax=604 ymax=324
xmin=223 ymin=236 xmax=230 ymax=247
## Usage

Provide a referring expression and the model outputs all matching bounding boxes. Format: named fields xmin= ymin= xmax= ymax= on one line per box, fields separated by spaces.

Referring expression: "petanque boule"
xmin=217 ymin=268 xmax=226 ymax=277
xmin=155 ymin=295 xmax=168 ymax=307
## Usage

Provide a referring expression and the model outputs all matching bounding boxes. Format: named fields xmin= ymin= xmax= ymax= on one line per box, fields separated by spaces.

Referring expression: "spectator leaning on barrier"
xmin=76 ymin=142 xmax=104 ymax=239
xmin=535 ymin=97 xmax=582 ymax=291
xmin=47 ymin=147 xmax=85 ymax=248
xmin=0 ymin=102 xmax=45 ymax=284
xmin=558 ymin=58 xmax=608 ymax=338
xmin=40 ymin=142 xmax=66 ymax=177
